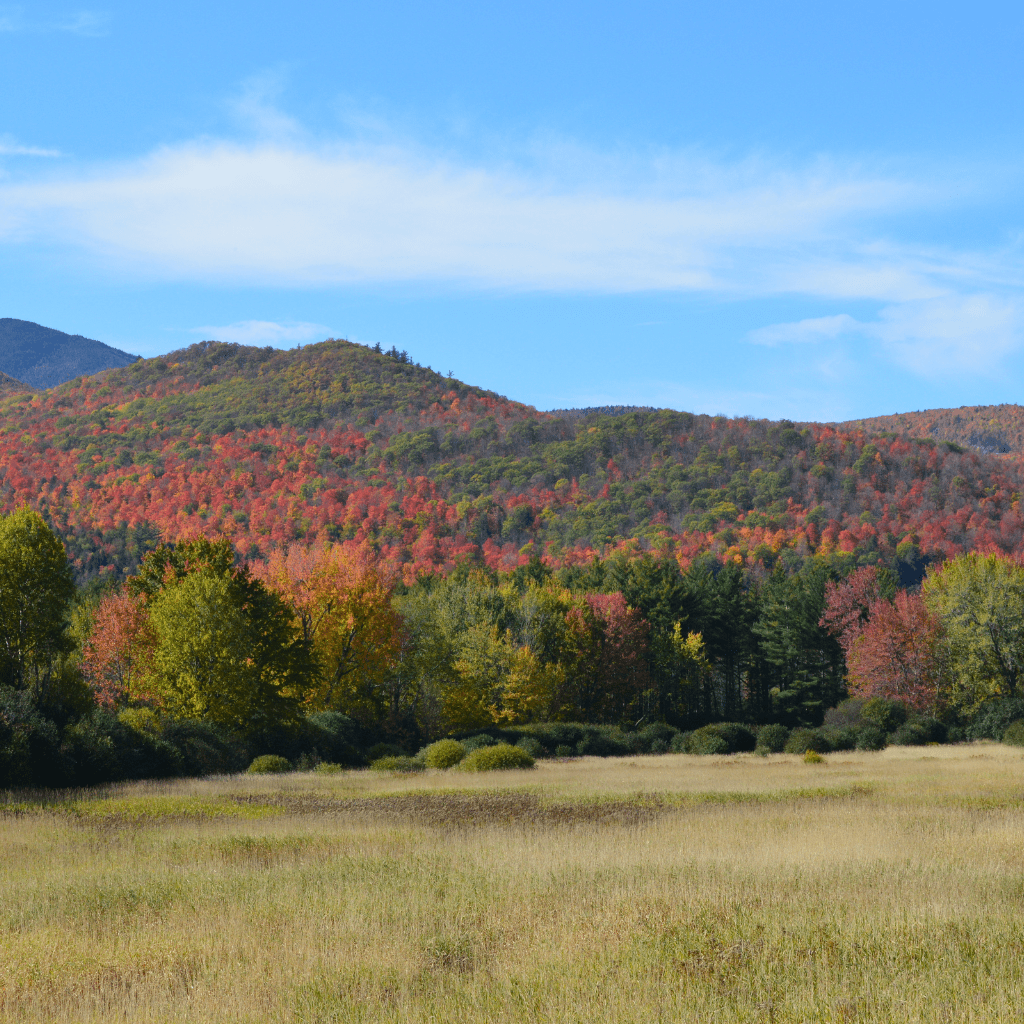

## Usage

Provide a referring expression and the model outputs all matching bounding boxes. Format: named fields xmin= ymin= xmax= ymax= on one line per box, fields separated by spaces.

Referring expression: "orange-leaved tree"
xmin=82 ymin=590 xmax=155 ymax=708
xmin=254 ymin=542 xmax=404 ymax=723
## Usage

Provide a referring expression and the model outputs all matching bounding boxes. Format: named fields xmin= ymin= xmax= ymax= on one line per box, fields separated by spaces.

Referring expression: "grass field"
xmin=2 ymin=745 xmax=1024 ymax=1022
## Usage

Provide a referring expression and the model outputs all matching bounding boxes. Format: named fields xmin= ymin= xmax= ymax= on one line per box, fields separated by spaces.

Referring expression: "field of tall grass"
xmin=2 ymin=745 xmax=1023 ymax=1022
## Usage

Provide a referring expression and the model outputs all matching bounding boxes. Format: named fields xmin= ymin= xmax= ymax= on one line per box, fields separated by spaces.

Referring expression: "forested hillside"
xmin=0 ymin=336 xmax=1022 ymax=584
xmin=838 ymin=404 xmax=1024 ymax=455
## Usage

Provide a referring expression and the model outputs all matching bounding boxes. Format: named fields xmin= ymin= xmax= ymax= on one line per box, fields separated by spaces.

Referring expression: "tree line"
xmin=2 ymin=505 xmax=1023 ymax=787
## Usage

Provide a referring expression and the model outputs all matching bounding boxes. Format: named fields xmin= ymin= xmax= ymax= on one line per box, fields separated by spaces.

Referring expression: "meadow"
xmin=1 ymin=745 xmax=1023 ymax=1023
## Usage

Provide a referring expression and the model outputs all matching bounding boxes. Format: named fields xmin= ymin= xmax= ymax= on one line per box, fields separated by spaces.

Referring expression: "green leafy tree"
xmin=143 ymin=564 xmax=312 ymax=735
xmin=923 ymin=553 xmax=1024 ymax=712
xmin=0 ymin=507 xmax=79 ymax=710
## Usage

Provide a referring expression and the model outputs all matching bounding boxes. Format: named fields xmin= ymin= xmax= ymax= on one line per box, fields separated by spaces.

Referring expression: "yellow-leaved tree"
xmin=254 ymin=543 xmax=404 ymax=727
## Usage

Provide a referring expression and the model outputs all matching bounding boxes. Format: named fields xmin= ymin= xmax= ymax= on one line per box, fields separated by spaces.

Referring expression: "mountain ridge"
xmin=0 ymin=334 xmax=1022 ymax=585
xmin=0 ymin=318 xmax=139 ymax=389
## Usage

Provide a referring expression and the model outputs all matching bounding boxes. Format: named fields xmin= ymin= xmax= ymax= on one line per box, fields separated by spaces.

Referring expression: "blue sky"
xmin=2 ymin=1 xmax=1024 ymax=420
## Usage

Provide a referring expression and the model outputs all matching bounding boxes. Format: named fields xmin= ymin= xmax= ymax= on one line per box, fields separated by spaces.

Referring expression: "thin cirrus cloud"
xmin=0 ymin=133 xmax=1022 ymax=377
xmin=750 ymin=294 xmax=1021 ymax=378
xmin=0 ymin=134 xmax=61 ymax=158
xmin=189 ymin=320 xmax=331 ymax=346
xmin=0 ymin=7 xmax=109 ymax=34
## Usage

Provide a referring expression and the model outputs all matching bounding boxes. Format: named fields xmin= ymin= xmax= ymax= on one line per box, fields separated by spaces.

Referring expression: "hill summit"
xmin=0 ymin=334 xmax=1021 ymax=585
xmin=0 ymin=318 xmax=138 ymax=389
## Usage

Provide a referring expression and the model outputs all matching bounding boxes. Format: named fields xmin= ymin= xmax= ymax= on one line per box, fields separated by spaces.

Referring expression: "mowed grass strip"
xmin=1 ymin=745 xmax=1023 ymax=1022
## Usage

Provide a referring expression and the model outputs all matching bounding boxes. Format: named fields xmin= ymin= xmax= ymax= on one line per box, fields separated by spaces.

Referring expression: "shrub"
xmin=855 ymin=726 xmax=887 ymax=750
xmin=459 ymin=743 xmax=535 ymax=772
xmin=784 ymin=728 xmax=831 ymax=754
xmin=803 ymin=749 xmax=825 ymax=764
xmin=247 ymin=754 xmax=291 ymax=774
xmin=366 ymin=742 xmax=404 ymax=762
xmin=554 ymin=744 xmax=575 ymax=758
xmin=370 ymin=755 xmax=424 ymax=773
xmin=688 ymin=731 xmax=729 ymax=755
xmin=421 ymin=739 xmax=466 ymax=769
xmin=862 ymin=697 xmax=908 ymax=734
xmin=639 ymin=723 xmax=678 ymax=749
xmin=577 ymin=731 xmax=628 ymax=757
xmin=669 ymin=731 xmax=691 ymax=753
xmin=650 ymin=738 xmax=670 ymax=754
xmin=688 ymin=723 xmax=756 ymax=754
xmin=313 ymin=762 xmax=344 ymax=774
xmin=161 ymin=718 xmax=247 ymax=776
xmin=461 ymin=734 xmax=496 ymax=752
xmin=891 ymin=718 xmax=946 ymax=746
xmin=823 ymin=698 xmax=866 ymax=729
xmin=118 ymin=707 xmax=162 ymax=735
xmin=1002 ymin=720 xmax=1024 ymax=747
xmin=967 ymin=698 xmax=1024 ymax=741
xmin=820 ymin=727 xmax=858 ymax=752
xmin=306 ymin=711 xmax=363 ymax=765
xmin=515 ymin=736 xmax=544 ymax=758
xmin=755 ymin=723 xmax=789 ymax=754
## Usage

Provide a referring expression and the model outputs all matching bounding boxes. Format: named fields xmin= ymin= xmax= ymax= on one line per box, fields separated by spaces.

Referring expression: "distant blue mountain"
xmin=0 ymin=318 xmax=138 ymax=389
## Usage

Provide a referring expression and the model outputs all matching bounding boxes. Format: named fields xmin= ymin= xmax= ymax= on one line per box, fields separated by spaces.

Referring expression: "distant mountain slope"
xmin=836 ymin=404 xmax=1024 ymax=455
xmin=0 ymin=336 xmax=1022 ymax=584
xmin=0 ymin=319 xmax=138 ymax=389
xmin=0 ymin=371 xmax=33 ymax=396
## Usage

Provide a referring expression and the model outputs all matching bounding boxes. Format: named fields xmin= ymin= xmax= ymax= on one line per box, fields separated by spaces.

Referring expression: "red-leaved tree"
xmin=845 ymin=590 xmax=946 ymax=712
xmin=82 ymin=591 xmax=155 ymax=708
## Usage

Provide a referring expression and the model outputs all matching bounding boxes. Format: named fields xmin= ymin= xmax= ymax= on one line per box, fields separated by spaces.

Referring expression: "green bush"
xmin=669 ymin=731 xmax=691 ymax=753
xmin=755 ymin=723 xmax=789 ymax=753
xmin=421 ymin=739 xmax=466 ymax=769
xmin=1002 ymin=720 xmax=1024 ymax=747
xmin=820 ymin=726 xmax=858 ymax=751
xmin=370 ymin=755 xmax=424 ymax=773
xmin=688 ymin=723 xmax=755 ymax=754
xmin=554 ymin=744 xmax=575 ymax=758
xmin=515 ymin=736 xmax=544 ymax=758
xmin=650 ymin=738 xmax=670 ymax=754
xmin=855 ymin=726 xmax=887 ymax=750
xmin=461 ymin=734 xmax=496 ymax=752
xmin=687 ymin=731 xmax=729 ymax=755
xmin=891 ymin=718 xmax=946 ymax=746
xmin=118 ymin=707 xmax=163 ymax=735
xmin=890 ymin=722 xmax=931 ymax=747
xmin=862 ymin=697 xmax=908 ymax=734
xmin=784 ymin=728 xmax=831 ymax=754
xmin=366 ymin=742 xmax=404 ymax=761
xmin=823 ymin=698 xmax=866 ymax=729
xmin=967 ymin=698 xmax=1024 ymax=740
xmin=313 ymin=762 xmax=344 ymax=774
xmin=459 ymin=743 xmax=535 ymax=771
xmin=577 ymin=731 xmax=628 ymax=757
xmin=247 ymin=754 xmax=291 ymax=774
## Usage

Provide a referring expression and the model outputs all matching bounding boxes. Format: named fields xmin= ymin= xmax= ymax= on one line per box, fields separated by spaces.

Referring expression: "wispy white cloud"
xmin=190 ymin=320 xmax=330 ymax=346
xmin=0 ymin=134 xmax=61 ymax=157
xmin=0 ymin=7 xmax=109 ymax=35
xmin=0 ymin=140 xmax=935 ymax=292
xmin=227 ymin=70 xmax=302 ymax=140
xmin=749 ymin=314 xmax=859 ymax=346
xmin=749 ymin=293 xmax=1021 ymax=378
xmin=1 ymin=115 xmax=1023 ymax=379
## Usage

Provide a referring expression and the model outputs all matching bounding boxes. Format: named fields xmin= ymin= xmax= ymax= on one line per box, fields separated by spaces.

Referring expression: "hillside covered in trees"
xmin=838 ymin=404 xmax=1024 ymax=455
xmin=0 ymin=336 xmax=1022 ymax=585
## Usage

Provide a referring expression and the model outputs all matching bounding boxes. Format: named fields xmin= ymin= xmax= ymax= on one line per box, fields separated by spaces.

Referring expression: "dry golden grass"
xmin=2 ymin=744 xmax=1024 ymax=1022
